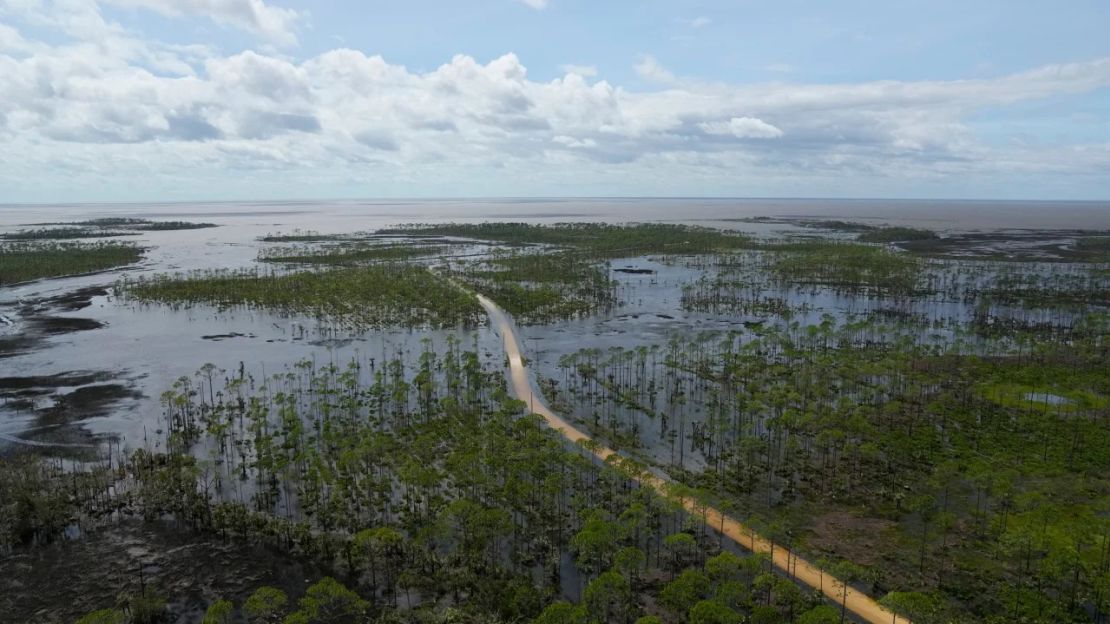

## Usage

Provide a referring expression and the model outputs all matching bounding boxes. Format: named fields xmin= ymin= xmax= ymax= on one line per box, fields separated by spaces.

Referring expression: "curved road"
xmin=477 ymin=294 xmax=906 ymax=624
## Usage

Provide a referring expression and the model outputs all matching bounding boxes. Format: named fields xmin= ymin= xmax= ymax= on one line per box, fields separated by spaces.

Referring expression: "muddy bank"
xmin=0 ymin=380 xmax=141 ymax=459
xmin=0 ymin=519 xmax=322 ymax=623
xmin=896 ymin=229 xmax=1110 ymax=261
xmin=0 ymin=286 xmax=109 ymax=358
xmin=0 ymin=285 xmax=142 ymax=457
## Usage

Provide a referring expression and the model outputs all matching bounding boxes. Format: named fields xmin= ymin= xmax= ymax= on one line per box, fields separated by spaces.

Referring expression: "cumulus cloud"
xmin=104 ymin=0 xmax=302 ymax=45
xmin=1 ymin=4 xmax=1109 ymax=200
xmin=634 ymin=54 xmax=675 ymax=84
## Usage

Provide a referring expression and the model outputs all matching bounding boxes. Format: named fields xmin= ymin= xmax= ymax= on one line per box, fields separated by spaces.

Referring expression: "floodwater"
xmin=2 ymin=197 xmax=1109 ymax=459
xmin=481 ymin=292 xmax=903 ymax=624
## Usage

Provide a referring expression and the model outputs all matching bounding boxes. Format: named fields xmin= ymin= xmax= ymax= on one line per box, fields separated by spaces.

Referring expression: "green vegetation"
xmin=0 ymin=241 xmax=143 ymax=285
xmin=857 ymin=227 xmax=939 ymax=243
xmin=384 ymin=222 xmax=755 ymax=323
xmin=0 ymin=227 xmax=141 ymax=241
xmin=551 ymin=312 xmax=1110 ymax=622
xmin=769 ymin=241 xmax=923 ymax=295
xmin=12 ymin=216 xmax=1110 ymax=624
xmin=259 ymin=242 xmax=450 ymax=265
xmin=129 ymin=220 xmax=218 ymax=231
xmin=1073 ymin=236 xmax=1110 ymax=262
xmin=73 ymin=217 xmax=217 ymax=230
xmin=799 ymin=219 xmax=878 ymax=233
xmin=382 ymin=222 xmax=754 ymax=257
xmin=6 ymin=218 xmax=217 ymax=240
xmin=36 ymin=344 xmax=846 ymax=623
xmin=449 ymin=250 xmax=616 ymax=323
xmin=119 ymin=264 xmax=482 ymax=329
xmin=260 ymin=230 xmax=356 ymax=243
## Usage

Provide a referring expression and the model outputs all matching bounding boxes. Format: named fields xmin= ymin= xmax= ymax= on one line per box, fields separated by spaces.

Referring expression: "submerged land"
xmin=2 ymin=203 xmax=1110 ymax=624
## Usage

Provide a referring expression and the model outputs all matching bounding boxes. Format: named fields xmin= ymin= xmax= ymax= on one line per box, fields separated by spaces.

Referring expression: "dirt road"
xmin=477 ymin=293 xmax=906 ymax=624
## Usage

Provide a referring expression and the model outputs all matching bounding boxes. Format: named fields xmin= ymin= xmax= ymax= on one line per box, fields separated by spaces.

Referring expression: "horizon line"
xmin=2 ymin=195 xmax=1109 ymax=208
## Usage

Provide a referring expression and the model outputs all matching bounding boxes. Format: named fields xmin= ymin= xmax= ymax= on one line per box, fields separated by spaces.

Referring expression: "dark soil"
xmin=30 ymin=316 xmax=104 ymax=334
xmin=0 ymin=519 xmax=322 ymax=623
xmin=896 ymin=229 xmax=1110 ymax=261
xmin=44 ymin=287 xmax=110 ymax=312
xmin=1 ymin=286 xmax=108 ymax=359
xmin=40 ymin=384 xmax=142 ymax=425
xmin=0 ymin=371 xmax=116 ymax=391
xmin=0 ymin=335 xmax=37 ymax=359
xmin=201 ymin=332 xmax=252 ymax=341
xmin=0 ymin=285 xmax=138 ymax=458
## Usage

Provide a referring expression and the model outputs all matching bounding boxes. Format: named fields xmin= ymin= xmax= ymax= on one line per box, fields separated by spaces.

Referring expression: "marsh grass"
xmin=259 ymin=242 xmax=451 ymax=265
xmin=5 ymin=219 xmax=217 ymax=241
xmin=0 ymin=227 xmax=141 ymax=241
xmin=259 ymin=230 xmax=355 ymax=243
xmin=120 ymin=264 xmax=482 ymax=329
xmin=72 ymin=217 xmax=217 ymax=230
xmin=769 ymin=241 xmax=923 ymax=295
xmin=0 ymin=241 xmax=143 ymax=285
xmin=451 ymin=250 xmax=616 ymax=323
xmin=857 ymin=227 xmax=939 ymax=243
xmin=1074 ymin=236 xmax=1110 ymax=262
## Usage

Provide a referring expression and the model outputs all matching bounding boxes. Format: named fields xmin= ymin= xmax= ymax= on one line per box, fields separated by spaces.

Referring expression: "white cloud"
xmin=700 ymin=117 xmax=783 ymax=139
xmin=634 ymin=54 xmax=675 ymax=84
xmin=1 ymin=6 xmax=1109 ymax=200
xmin=0 ymin=22 xmax=39 ymax=54
xmin=104 ymin=0 xmax=302 ymax=45
xmin=517 ymin=0 xmax=548 ymax=10
xmin=560 ymin=64 xmax=597 ymax=77
xmin=687 ymin=16 xmax=711 ymax=28
xmin=764 ymin=63 xmax=793 ymax=73
xmin=553 ymin=134 xmax=597 ymax=148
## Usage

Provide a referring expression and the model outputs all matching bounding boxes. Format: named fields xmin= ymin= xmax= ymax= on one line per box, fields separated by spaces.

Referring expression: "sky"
xmin=1 ymin=0 xmax=1109 ymax=202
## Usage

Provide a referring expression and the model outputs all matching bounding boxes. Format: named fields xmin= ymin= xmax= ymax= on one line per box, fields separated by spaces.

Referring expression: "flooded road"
xmin=477 ymin=293 xmax=907 ymax=624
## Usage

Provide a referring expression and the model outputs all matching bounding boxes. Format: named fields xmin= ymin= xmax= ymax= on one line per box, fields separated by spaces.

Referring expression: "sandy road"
xmin=476 ymin=294 xmax=907 ymax=624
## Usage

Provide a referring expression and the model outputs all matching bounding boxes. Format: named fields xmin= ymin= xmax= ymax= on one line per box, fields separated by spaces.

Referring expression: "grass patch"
xmin=259 ymin=243 xmax=449 ymax=265
xmin=259 ymin=230 xmax=355 ymax=243
xmin=120 ymin=264 xmax=482 ymax=329
xmin=770 ymin=241 xmax=922 ymax=295
xmin=128 ymin=221 xmax=217 ymax=231
xmin=1073 ymin=236 xmax=1110 ymax=262
xmin=858 ymin=227 xmax=939 ymax=243
xmin=7 ymin=219 xmax=217 ymax=240
xmin=0 ymin=242 xmax=143 ymax=285
xmin=72 ymin=218 xmax=217 ymax=230
xmin=452 ymin=251 xmax=616 ymax=323
xmin=980 ymin=382 xmax=1106 ymax=413
xmin=0 ymin=227 xmax=141 ymax=241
